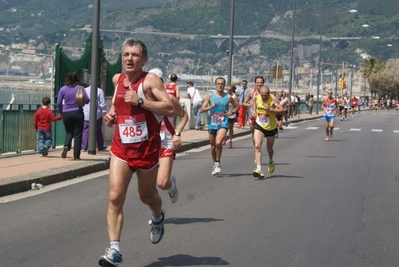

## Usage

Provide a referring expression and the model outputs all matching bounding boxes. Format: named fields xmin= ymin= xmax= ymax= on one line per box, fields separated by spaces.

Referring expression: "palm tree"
xmin=362 ymin=57 xmax=386 ymax=97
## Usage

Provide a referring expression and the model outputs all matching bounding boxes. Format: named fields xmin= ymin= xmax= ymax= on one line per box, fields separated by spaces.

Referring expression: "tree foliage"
xmin=364 ymin=57 xmax=399 ymax=98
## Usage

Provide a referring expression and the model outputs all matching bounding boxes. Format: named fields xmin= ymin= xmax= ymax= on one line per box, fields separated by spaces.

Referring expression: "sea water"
xmin=0 ymin=88 xmax=26 ymax=105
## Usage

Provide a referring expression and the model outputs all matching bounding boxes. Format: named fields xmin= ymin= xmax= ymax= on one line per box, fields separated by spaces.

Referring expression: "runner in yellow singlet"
xmin=251 ymin=86 xmax=285 ymax=178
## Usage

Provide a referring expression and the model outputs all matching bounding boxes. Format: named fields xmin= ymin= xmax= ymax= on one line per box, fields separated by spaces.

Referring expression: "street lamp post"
xmin=227 ymin=0 xmax=235 ymax=85
xmin=88 ymin=0 xmax=100 ymax=155
xmin=334 ymin=9 xmax=358 ymax=99
xmin=288 ymin=0 xmax=296 ymax=116
xmin=226 ymin=50 xmax=234 ymax=84
xmin=316 ymin=0 xmax=324 ymax=115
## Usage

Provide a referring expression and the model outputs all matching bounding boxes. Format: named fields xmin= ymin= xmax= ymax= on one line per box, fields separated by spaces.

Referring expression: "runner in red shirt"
xmin=165 ymin=73 xmax=180 ymax=99
xmin=99 ymin=38 xmax=174 ymax=267
xmin=350 ymin=96 xmax=359 ymax=117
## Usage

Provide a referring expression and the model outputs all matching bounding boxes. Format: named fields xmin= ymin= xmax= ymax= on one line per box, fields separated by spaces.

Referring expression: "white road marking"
xmin=393 ymin=130 xmax=399 ymax=133
xmin=349 ymin=128 xmax=362 ymax=131
xmin=371 ymin=129 xmax=383 ymax=132
xmin=306 ymin=127 xmax=319 ymax=130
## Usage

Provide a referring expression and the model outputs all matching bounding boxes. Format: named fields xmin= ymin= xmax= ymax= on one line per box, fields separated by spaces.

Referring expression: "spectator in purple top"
xmin=57 ymin=71 xmax=89 ymax=160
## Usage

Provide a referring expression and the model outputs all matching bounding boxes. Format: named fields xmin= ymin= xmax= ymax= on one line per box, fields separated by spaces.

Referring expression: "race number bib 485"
xmin=118 ymin=114 xmax=148 ymax=144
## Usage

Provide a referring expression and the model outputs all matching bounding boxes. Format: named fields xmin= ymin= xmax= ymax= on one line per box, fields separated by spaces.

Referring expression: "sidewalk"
xmin=0 ymin=112 xmax=322 ymax=197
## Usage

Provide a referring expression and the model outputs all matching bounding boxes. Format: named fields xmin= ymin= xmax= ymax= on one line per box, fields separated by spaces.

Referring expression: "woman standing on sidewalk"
xmin=57 ymin=71 xmax=89 ymax=160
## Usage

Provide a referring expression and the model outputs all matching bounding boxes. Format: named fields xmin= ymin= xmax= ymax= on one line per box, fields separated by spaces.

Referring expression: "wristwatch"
xmin=137 ymin=97 xmax=143 ymax=107
xmin=174 ymin=132 xmax=181 ymax=137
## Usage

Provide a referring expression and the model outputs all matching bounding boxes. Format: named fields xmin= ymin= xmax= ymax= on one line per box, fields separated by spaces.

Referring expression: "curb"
xmin=0 ymin=160 xmax=110 ymax=197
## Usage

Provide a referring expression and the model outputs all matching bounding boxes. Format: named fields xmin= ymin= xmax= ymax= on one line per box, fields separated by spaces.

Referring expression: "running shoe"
xmin=325 ymin=137 xmax=330 ymax=141
xmin=252 ymin=168 xmax=265 ymax=179
xmin=167 ymin=175 xmax=179 ymax=203
xmin=228 ymin=141 xmax=232 ymax=148
xmin=43 ymin=146 xmax=48 ymax=157
xmin=98 ymin=248 xmax=123 ymax=267
xmin=211 ymin=164 xmax=221 ymax=176
xmin=150 ymin=209 xmax=165 ymax=244
xmin=268 ymin=161 xmax=275 ymax=174
xmin=61 ymin=146 xmax=68 ymax=159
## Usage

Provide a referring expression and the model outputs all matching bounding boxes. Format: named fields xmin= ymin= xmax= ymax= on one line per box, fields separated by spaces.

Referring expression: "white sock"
xmin=257 ymin=165 xmax=261 ymax=170
xmin=269 ymin=159 xmax=273 ymax=163
xmin=152 ymin=213 xmax=163 ymax=224
xmin=110 ymin=241 xmax=120 ymax=252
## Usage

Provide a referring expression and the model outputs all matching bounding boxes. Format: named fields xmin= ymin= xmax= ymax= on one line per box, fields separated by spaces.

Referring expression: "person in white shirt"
xmin=81 ymin=85 xmax=107 ymax=151
xmin=186 ymin=82 xmax=203 ymax=130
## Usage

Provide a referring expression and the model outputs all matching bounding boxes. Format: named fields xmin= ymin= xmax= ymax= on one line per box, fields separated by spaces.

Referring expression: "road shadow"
xmin=264 ymin=174 xmax=304 ymax=179
xmin=144 ymin=254 xmax=229 ymax=266
xmin=165 ymin=217 xmax=224 ymax=225
xmin=307 ymin=155 xmax=334 ymax=158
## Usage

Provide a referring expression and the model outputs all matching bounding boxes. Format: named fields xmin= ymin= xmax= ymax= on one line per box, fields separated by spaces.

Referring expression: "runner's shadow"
xmin=264 ymin=174 xmax=304 ymax=179
xmin=216 ymin=173 xmax=252 ymax=178
xmin=165 ymin=217 xmax=224 ymax=225
xmin=144 ymin=254 xmax=229 ymax=266
xmin=307 ymin=155 xmax=334 ymax=158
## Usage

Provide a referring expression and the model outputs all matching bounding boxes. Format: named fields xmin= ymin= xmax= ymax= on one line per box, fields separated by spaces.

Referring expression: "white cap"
xmin=149 ymin=68 xmax=163 ymax=79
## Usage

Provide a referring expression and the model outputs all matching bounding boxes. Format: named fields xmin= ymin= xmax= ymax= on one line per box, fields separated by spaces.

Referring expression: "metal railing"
xmin=0 ymin=104 xmax=61 ymax=155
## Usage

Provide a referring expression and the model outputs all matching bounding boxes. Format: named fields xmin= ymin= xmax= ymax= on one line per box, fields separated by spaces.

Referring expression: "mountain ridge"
xmin=0 ymin=0 xmax=398 ymax=78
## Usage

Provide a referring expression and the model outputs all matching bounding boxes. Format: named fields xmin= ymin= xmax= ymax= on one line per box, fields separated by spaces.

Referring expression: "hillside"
xmin=0 ymin=0 xmax=398 ymax=78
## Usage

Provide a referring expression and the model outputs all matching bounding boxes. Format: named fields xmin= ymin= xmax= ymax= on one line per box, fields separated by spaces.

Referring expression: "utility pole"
xmin=288 ymin=0 xmax=296 ymax=116
xmin=88 ymin=0 xmax=100 ymax=155
xmin=227 ymin=0 xmax=235 ymax=85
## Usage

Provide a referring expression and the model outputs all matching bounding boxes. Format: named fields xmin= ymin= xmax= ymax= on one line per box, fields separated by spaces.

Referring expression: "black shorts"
xmin=275 ymin=114 xmax=283 ymax=121
xmin=208 ymin=128 xmax=227 ymax=136
xmin=254 ymin=123 xmax=277 ymax=137
xmin=339 ymin=106 xmax=344 ymax=112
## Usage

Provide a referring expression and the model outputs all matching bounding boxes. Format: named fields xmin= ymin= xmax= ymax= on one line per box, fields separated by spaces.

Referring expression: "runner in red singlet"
xmin=149 ymin=68 xmax=188 ymax=205
xmin=98 ymin=39 xmax=174 ymax=267
xmin=165 ymin=73 xmax=180 ymax=100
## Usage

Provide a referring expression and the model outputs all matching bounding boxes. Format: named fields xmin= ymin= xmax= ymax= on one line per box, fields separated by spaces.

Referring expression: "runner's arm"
xmin=270 ymin=96 xmax=285 ymax=115
xmin=200 ymin=94 xmax=212 ymax=113
xmin=104 ymin=75 xmax=119 ymax=126
xmin=140 ymin=73 xmax=174 ymax=117
xmin=172 ymin=96 xmax=188 ymax=133
xmin=225 ymin=96 xmax=239 ymax=117
xmin=243 ymin=90 xmax=253 ymax=107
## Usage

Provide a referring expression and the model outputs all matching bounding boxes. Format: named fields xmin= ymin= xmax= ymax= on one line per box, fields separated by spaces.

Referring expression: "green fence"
xmin=0 ymin=35 xmax=121 ymax=155
xmin=0 ymin=105 xmax=40 ymax=154
xmin=53 ymin=35 xmax=121 ymax=148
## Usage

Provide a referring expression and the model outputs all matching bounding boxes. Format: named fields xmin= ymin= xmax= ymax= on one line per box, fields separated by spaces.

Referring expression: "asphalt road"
xmin=1 ymin=110 xmax=399 ymax=267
